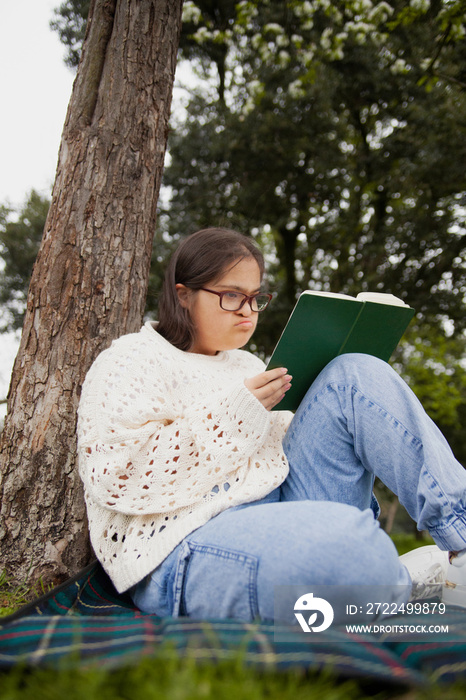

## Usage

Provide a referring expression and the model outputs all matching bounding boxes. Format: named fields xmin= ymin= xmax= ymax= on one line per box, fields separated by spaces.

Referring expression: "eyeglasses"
xmin=199 ymin=288 xmax=273 ymax=312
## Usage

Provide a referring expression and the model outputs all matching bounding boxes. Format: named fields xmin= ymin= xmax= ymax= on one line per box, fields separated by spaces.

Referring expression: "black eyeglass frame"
xmin=198 ymin=287 xmax=273 ymax=312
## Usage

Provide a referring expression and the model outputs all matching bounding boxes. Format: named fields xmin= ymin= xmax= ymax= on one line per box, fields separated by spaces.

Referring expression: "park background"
xmin=0 ymin=0 xmax=465 ymax=539
xmin=0 ymin=5 xmax=466 ymax=697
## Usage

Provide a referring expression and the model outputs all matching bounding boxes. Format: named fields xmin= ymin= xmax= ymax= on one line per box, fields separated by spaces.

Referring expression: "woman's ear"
xmin=175 ymin=284 xmax=191 ymax=309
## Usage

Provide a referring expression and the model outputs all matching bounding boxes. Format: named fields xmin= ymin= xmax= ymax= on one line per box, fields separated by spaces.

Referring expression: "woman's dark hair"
xmin=157 ymin=228 xmax=265 ymax=351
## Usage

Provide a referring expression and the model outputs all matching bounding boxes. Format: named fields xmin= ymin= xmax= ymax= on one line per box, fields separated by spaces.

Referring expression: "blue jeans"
xmin=130 ymin=354 xmax=466 ymax=623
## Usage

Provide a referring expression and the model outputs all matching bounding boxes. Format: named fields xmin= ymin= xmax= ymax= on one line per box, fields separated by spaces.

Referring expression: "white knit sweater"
xmin=77 ymin=322 xmax=292 ymax=592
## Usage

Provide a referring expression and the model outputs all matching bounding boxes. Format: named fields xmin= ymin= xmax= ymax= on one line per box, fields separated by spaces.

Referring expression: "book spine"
xmin=337 ymin=303 xmax=365 ymax=355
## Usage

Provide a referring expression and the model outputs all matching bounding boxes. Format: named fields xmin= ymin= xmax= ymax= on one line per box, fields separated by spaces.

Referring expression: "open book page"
xmin=304 ymin=290 xmax=408 ymax=307
xmin=356 ymin=292 xmax=409 ymax=307
xmin=303 ymin=291 xmax=357 ymax=301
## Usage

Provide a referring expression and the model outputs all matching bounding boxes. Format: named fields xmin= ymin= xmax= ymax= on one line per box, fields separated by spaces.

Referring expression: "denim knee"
xmin=318 ymin=352 xmax=394 ymax=387
xmin=317 ymin=506 xmax=405 ymax=588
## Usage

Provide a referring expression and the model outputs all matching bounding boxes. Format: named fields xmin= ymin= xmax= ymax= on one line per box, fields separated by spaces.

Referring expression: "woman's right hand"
xmin=244 ymin=368 xmax=292 ymax=411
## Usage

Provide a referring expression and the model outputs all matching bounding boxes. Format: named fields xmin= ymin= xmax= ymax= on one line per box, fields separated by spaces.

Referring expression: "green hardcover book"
xmin=267 ymin=291 xmax=415 ymax=411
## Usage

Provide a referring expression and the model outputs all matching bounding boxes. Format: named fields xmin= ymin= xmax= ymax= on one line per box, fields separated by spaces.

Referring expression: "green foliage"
xmin=181 ymin=0 xmax=466 ymax=90
xmin=0 ymin=191 xmax=49 ymax=332
xmin=164 ymin=0 xmax=466 ymax=329
xmin=53 ymin=0 xmax=466 ymax=87
xmin=50 ymin=0 xmax=90 ymax=68
xmin=393 ymin=325 xmax=466 ymax=465
xmin=397 ymin=326 xmax=466 ymax=429
xmin=50 ymin=1 xmax=466 ymax=343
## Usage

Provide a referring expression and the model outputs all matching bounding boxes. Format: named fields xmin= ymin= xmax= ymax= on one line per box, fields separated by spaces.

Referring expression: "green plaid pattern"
xmin=1 ymin=561 xmax=465 ymax=686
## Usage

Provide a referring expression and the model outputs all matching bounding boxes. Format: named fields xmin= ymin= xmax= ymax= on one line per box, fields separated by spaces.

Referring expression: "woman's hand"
xmin=244 ymin=368 xmax=292 ymax=411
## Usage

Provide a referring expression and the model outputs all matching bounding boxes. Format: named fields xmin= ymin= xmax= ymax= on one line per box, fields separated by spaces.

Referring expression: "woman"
xmin=77 ymin=227 xmax=466 ymax=624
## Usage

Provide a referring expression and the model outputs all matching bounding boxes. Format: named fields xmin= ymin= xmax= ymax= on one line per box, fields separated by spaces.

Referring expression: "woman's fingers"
xmin=263 ymin=376 xmax=292 ymax=409
xmin=244 ymin=368 xmax=292 ymax=410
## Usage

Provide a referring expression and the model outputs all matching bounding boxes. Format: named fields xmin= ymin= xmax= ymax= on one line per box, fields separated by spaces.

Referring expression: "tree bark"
xmin=0 ymin=0 xmax=183 ymax=587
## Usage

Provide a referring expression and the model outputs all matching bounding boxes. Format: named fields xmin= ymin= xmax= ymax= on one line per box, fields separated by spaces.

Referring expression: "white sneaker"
xmin=399 ymin=545 xmax=449 ymax=601
xmin=443 ymin=549 xmax=466 ymax=608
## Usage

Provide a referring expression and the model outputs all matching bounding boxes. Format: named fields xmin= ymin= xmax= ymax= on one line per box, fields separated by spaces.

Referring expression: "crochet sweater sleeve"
xmin=78 ymin=329 xmax=279 ymax=517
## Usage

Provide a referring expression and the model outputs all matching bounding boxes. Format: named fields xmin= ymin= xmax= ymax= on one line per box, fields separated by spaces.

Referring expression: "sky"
xmin=0 ymin=0 xmax=75 ymax=208
xmin=0 ymin=0 xmax=77 ymax=412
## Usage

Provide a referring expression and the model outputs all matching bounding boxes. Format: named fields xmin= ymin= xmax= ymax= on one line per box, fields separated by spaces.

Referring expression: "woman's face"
xmin=176 ymin=257 xmax=262 ymax=355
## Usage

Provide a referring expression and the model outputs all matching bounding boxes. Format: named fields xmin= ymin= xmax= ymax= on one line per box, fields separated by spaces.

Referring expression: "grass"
xmin=0 ymin=533 xmax=462 ymax=700
xmin=0 ymin=657 xmax=371 ymax=700
xmin=2 ymin=652 xmax=466 ymax=700
xmin=0 ymin=569 xmax=49 ymax=617
xmin=0 ymin=570 xmax=35 ymax=617
xmin=391 ymin=532 xmax=435 ymax=556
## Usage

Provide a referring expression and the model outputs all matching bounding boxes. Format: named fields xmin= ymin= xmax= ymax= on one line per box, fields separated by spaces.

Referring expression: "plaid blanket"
xmin=1 ymin=561 xmax=466 ymax=686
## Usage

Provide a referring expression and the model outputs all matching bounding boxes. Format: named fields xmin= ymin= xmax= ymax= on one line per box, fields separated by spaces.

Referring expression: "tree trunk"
xmin=276 ymin=227 xmax=299 ymax=305
xmin=384 ymin=497 xmax=399 ymax=535
xmin=0 ymin=0 xmax=183 ymax=587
